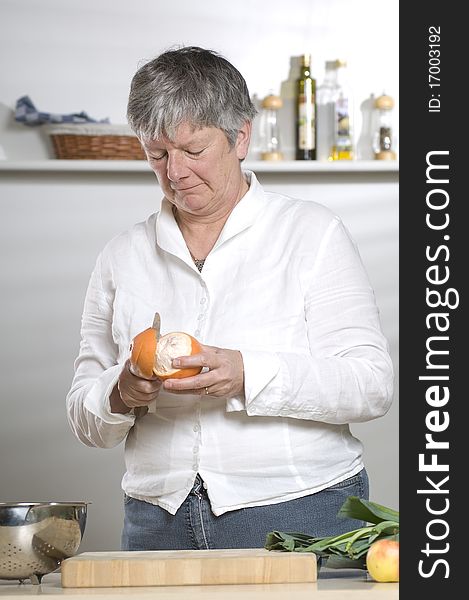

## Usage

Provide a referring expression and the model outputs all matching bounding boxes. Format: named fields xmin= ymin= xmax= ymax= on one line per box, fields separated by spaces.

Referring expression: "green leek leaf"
xmin=264 ymin=495 xmax=399 ymax=569
xmin=338 ymin=496 xmax=399 ymax=524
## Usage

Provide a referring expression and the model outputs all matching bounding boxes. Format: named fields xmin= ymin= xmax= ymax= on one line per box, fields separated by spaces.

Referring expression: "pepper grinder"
xmin=373 ymin=93 xmax=397 ymax=160
xmin=259 ymin=93 xmax=284 ymax=161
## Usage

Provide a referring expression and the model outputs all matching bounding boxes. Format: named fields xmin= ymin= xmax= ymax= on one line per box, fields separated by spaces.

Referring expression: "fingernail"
xmin=172 ymin=358 xmax=181 ymax=367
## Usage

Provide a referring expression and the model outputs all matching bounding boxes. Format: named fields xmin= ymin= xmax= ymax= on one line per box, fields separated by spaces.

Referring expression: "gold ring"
xmin=205 ymin=387 xmax=209 ymax=395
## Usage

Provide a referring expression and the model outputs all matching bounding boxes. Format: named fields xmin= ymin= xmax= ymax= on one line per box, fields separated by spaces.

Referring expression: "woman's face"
xmin=140 ymin=122 xmax=251 ymax=218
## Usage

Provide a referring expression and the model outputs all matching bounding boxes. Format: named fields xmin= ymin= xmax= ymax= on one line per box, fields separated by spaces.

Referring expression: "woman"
xmin=66 ymin=46 xmax=393 ymax=551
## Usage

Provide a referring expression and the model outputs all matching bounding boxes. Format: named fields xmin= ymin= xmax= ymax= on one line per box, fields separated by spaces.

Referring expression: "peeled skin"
xmin=129 ymin=327 xmax=157 ymax=379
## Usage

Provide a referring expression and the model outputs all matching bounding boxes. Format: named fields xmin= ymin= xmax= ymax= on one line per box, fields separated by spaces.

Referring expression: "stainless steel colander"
xmin=0 ymin=502 xmax=88 ymax=584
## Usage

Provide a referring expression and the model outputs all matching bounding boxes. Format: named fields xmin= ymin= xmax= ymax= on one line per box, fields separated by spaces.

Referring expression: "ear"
xmin=235 ymin=121 xmax=252 ymax=160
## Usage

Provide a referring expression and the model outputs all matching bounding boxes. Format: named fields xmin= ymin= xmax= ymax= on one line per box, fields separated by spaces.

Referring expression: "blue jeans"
xmin=121 ymin=469 xmax=369 ymax=550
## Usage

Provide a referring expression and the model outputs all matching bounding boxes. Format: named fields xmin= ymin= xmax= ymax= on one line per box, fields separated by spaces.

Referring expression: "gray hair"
xmin=127 ymin=46 xmax=257 ymax=147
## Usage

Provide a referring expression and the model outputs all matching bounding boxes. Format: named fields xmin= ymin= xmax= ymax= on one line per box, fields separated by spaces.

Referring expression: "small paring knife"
xmin=152 ymin=311 xmax=161 ymax=340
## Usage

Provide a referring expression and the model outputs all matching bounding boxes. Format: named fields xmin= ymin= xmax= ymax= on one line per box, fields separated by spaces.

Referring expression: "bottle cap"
xmin=375 ymin=94 xmax=394 ymax=110
xmin=261 ymin=94 xmax=283 ymax=110
xmin=375 ymin=150 xmax=397 ymax=160
xmin=261 ymin=151 xmax=284 ymax=161
xmin=326 ymin=59 xmax=347 ymax=70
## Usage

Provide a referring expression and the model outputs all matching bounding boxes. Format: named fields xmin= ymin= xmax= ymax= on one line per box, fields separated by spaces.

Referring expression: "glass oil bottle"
xmin=296 ymin=54 xmax=316 ymax=160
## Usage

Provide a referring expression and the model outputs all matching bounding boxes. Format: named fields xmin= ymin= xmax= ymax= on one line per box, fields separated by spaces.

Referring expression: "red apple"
xmin=366 ymin=539 xmax=399 ymax=582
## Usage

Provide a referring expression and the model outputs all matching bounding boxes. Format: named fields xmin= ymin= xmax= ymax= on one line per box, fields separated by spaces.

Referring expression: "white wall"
xmin=0 ymin=0 xmax=399 ymax=160
xmin=0 ymin=0 xmax=399 ymax=553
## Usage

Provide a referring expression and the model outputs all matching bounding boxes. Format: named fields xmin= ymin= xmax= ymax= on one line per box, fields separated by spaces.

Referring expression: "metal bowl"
xmin=0 ymin=502 xmax=88 ymax=584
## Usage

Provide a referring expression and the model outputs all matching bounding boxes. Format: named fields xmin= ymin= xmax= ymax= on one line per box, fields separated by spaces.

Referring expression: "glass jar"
xmin=259 ymin=93 xmax=284 ymax=160
xmin=373 ymin=93 xmax=397 ymax=160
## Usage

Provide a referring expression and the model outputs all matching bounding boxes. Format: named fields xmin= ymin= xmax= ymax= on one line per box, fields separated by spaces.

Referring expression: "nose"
xmin=166 ymin=151 xmax=189 ymax=183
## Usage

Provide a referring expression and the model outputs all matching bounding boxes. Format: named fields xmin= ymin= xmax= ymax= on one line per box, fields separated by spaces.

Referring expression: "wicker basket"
xmin=45 ymin=124 xmax=146 ymax=160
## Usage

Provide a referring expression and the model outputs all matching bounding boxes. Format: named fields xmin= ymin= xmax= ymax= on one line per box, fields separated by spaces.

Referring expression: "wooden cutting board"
xmin=61 ymin=549 xmax=317 ymax=587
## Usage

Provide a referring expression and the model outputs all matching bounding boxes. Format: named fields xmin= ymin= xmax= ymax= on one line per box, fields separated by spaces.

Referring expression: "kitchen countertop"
xmin=0 ymin=569 xmax=398 ymax=599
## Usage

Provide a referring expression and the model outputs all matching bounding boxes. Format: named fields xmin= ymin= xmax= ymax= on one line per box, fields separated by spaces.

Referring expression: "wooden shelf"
xmin=0 ymin=159 xmax=399 ymax=174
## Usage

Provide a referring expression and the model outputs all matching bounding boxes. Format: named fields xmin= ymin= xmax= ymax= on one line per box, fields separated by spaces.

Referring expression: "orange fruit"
xmin=130 ymin=329 xmax=202 ymax=380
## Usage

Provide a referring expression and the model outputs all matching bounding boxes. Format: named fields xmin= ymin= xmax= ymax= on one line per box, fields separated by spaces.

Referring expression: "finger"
xmin=163 ymin=388 xmax=206 ymax=396
xmin=165 ymin=386 xmax=224 ymax=396
xmin=163 ymin=373 xmax=214 ymax=392
xmin=119 ymin=389 xmax=156 ymax=407
xmin=120 ymin=391 xmax=153 ymax=408
xmin=121 ymin=366 xmax=163 ymax=392
xmin=125 ymin=359 xmax=160 ymax=381
xmin=171 ymin=348 xmax=219 ymax=370
xmin=120 ymin=386 xmax=160 ymax=406
xmin=119 ymin=396 xmax=150 ymax=409
xmin=121 ymin=384 xmax=161 ymax=402
xmin=118 ymin=380 xmax=161 ymax=407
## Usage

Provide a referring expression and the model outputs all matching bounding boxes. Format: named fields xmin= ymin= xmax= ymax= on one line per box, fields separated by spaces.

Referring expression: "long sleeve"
xmin=236 ymin=218 xmax=394 ymax=424
xmin=66 ymin=252 xmax=135 ymax=448
xmin=62 ymin=175 xmax=395 ymax=515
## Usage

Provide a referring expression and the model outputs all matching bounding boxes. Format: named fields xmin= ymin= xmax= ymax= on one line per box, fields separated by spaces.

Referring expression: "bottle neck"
xmin=337 ymin=66 xmax=351 ymax=90
xmin=324 ymin=68 xmax=338 ymax=85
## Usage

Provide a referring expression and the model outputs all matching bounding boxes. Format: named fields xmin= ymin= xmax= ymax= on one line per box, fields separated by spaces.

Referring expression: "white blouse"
xmin=66 ymin=171 xmax=393 ymax=516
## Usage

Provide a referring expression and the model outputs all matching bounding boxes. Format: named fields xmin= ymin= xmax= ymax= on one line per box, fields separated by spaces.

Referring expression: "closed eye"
xmin=148 ymin=152 xmax=167 ymax=161
xmin=186 ymin=148 xmax=205 ymax=158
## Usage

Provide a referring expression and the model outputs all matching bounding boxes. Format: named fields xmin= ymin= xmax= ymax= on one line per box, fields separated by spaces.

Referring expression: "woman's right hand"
xmin=110 ymin=359 xmax=162 ymax=414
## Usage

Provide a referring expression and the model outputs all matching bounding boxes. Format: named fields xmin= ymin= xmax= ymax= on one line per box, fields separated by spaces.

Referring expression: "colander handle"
xmin=25 ymin=502 xmax=90 ymax=521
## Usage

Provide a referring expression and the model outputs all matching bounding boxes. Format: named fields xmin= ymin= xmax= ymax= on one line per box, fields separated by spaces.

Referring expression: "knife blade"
xmin=152 ymin=312 xmax=161 ymax=340
xmin=132 ymin=312 xmax=161 ymax=408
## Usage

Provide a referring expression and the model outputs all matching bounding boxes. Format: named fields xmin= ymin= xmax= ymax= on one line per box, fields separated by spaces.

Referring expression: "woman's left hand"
xmin=163 ymin=344 xmax=245 ymax=398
